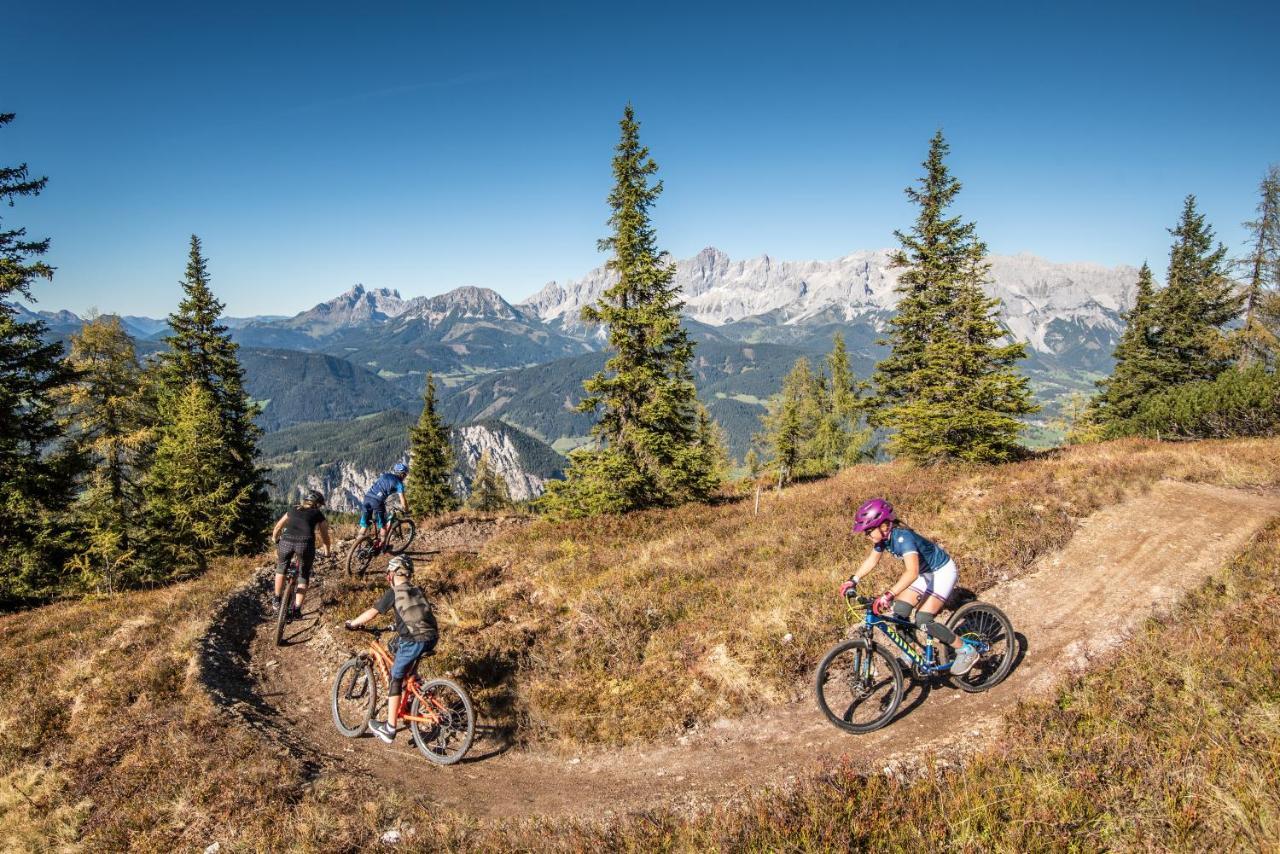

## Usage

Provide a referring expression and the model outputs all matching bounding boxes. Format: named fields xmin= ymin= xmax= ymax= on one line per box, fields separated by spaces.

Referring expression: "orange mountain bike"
xmin=330 ymin=626 xmax=475 ymax=765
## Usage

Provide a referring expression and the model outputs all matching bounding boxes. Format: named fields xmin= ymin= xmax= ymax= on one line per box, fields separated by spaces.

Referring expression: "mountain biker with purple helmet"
xmin=839 ymin=498 xmax=979 ymax=676
xmin=358 ymin=462 xmax=409 ymax=547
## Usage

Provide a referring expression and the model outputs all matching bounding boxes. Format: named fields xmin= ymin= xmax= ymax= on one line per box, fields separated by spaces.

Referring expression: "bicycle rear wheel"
xmin=409 ymin=678 xmax=475 ymax=765
xmin=385 ymin=518 xmax=416 ymax=555
xmin=331 ymin=657 xmax=376 ymax=737
xmin=274 ymin=575 xmax=296 ymax=646
xmin=814 ymin=638 xmax=904 ymax=734
xmin=346 ymin=538 xmax=376 ymax=577
xmin=945 ymin=601 xmax=1016 ymax=692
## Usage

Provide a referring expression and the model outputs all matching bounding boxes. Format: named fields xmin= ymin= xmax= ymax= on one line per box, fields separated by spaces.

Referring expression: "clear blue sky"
xmin=4 ymin=0 xmax=1278 ymax=317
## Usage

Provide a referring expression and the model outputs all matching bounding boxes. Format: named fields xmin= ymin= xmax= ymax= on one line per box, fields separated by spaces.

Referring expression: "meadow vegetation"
xmin=2 ymin=438 xmax=1279 ymax=851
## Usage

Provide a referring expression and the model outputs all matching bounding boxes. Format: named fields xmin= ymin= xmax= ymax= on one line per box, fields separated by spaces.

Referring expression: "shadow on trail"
xmin=197 ymin=568 xmax=327 ymax=785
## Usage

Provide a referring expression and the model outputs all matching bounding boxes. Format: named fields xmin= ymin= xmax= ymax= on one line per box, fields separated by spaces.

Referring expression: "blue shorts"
xmin=390 ymin=638 xmax=429 ymax=681
xmin=359 ymin=499 xmax=387 ymax=528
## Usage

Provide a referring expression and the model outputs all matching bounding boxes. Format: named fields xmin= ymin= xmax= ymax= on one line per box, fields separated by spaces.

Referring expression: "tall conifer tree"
xmin=541 ymin=105 xmax=717 ymax=517
xmin=1236 ymin=166 xmax=1280 ymax=367
xmin=873 ymin=132 xmax=1035 ymax=463
xmin=1149 ymin=196 xmax=1240 ymax=385
xmin=62 ymin=315 xmax=155 ymax=590
xmin=0 ymin=113 xmax=79 ymax=599
xmin=406 ymin=373 xmax=457 ymax=514
xmin=151 ymin=236 xmax=268 ymax=556
xmin=1090 ymin=263 xmax=1161 ymax=428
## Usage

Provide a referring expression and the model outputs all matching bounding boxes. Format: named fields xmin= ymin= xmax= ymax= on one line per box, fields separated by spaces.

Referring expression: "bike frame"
xmin=360 ymin=634 xmax=449 ymax=727
xmin=847 ymin=599 xmax=989 ymax=676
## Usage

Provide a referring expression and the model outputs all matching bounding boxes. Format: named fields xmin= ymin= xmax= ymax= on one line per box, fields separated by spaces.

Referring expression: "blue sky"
xmin=3 ymin=0 xmax=1278 ymax=317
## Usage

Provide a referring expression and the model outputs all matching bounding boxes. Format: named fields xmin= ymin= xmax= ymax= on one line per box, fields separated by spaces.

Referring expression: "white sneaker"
xmin=951 ymin=644 xmax=979 ymax=676
xmin=369 ymin=720 xmax=396 ymax=743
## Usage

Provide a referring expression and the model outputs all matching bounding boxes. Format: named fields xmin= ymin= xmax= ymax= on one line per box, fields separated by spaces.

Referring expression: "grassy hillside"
xmin=2 ymin=438 xmax=1278 ymax=850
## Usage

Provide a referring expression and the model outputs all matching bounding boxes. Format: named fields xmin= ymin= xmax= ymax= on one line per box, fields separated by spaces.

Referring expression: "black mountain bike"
xmin=346 ymin=509 xmax=417 ymax=576
xmin=274 ymin=554 xmax=301 ymax=646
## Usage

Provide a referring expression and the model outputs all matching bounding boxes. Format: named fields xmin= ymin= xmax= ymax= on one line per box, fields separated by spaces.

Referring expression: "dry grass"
xmin=0 ymin=437 xmax=1278 ymax=850
xmin=439 ymin=437 xmax=1280 ymax=746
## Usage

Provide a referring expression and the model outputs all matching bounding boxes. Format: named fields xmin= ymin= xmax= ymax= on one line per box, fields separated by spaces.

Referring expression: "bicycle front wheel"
xmin=815 ymin=638 xmax=904 ymax=734
xmin=331 ymin=657 xmax=376 ymax=737
xmin=346 ymin=538 xmax=375 ymax=577
xmin=945 ymin=601 xmax=1016 ymax=692
xmin=385 ymin=518 xmax=416 ymax=555
xmin=409 ymin=678 xmax=475 ymax=765
xmin=274 ymin=576 xmax=296 ymax=647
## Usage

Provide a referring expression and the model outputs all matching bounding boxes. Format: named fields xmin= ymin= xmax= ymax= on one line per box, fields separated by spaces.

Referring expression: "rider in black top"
xmin=270 ymin=490 xmax=333 ymax=618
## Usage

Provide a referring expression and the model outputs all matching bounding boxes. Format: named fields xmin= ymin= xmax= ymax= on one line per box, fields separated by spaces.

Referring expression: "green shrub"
xmin=1125 ymin=366 xmax=1280 ymax=439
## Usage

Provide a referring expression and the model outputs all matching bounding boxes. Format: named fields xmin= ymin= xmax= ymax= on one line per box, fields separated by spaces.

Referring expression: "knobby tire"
xmin=331 ymin=657 xmax=376 ymax=737
xmin=945 ymin=601 xmax=1016 ymax=692
xmin=814 ymin=637 xmax=904 ymax=734
xmin=409 ymin=678 xmax=475 ymax=765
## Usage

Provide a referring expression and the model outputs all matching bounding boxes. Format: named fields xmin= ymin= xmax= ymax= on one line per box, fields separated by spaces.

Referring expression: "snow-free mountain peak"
xmin=402 ymin=285 xmax=525 ymax=323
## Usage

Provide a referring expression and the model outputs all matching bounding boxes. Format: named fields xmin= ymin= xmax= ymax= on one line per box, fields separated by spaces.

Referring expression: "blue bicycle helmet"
xmin=392 ymin=462 xmax=409 ymax=477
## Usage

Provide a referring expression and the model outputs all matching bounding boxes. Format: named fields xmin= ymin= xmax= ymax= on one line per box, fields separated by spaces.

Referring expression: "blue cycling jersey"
xmin=364 ymin=473 xmax=405 ymax=505
xmin=874 ymin=526 xmax=952 ymax=573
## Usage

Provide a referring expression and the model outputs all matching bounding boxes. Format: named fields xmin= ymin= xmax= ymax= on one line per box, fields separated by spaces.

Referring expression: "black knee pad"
xmin=389 ymin=675 xmax=405 ymax=696
xmin=892 ymin=600 xmax=913 ymax=620
xmin=917 ymin=610 xmax=956 ymax=643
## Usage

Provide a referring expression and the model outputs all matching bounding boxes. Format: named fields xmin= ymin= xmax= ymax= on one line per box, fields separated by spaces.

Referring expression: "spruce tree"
xmin=1236 ymin=166 xmax=1280 ymax=367
xmin=406 ymin=373 xmax=457 ymax=514
xmin=540 ymin=105 xmax=717 ymax=517
xmin=873 ymin=132 xmax=1036 ymax=463
xmin=758 ymin=357 xmax=822 ymax=482
xmin=143 ymin=383 xmax=249 ymax=578
xmin=0 ymin=113 xmax=80 ymax=599
xmin=1090 ymin=263 xmax=1163 ymax=428
xmin=1149 ymin=195 xmax=1240 ymax=385
xmin=824 ymin=332 xmax=873 ymax=466
xmin=151 ymin=236 xmax=268 ymax=557
xmin=465 ymin=450 xmax=512 ymax=511
xmin=62 ymin=314 xmax=155 ymax=591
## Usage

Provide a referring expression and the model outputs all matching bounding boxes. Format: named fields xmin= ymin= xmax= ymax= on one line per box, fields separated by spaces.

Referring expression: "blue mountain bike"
xmin=815 ymin=594 xmax=1015 ymax=733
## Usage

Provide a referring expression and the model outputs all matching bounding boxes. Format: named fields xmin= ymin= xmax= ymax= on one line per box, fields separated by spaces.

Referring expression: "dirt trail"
xmin=202 ymin=482 xmax=1280 ymax=820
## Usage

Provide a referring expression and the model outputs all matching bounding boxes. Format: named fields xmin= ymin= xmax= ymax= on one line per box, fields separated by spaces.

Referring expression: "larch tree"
xmin=406 ymin=373 xmax=457 ymax=515
xmin=873 ymin=131 xmax=1036 ymax=463
xmin=1235 ymin=166 xmax=1280 ymax=367
xmin=149 ymin=236 xmax=268 ymax=559
xmin=62 ymin=314 xmax=155 ymax=590
xmin=143 ymin=382 xmax=249 ymax=579
xmin=465 ymin=450 xmax=512 ymax=512
xmin=0 ymin=112 xmax=80 ymax=600
xmin=540 ymin=105 xmax=718 ymax=518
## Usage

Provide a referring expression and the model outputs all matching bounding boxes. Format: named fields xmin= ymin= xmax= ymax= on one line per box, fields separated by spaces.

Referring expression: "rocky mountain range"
xmin=12 ymin=246 xmax=1141 ymax=482
xmin=524 ymin=247 xmax=1138 ymax=363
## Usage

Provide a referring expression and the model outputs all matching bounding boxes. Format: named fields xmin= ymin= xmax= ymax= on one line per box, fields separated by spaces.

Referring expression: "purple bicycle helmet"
xmin=852 ymin=498 xmax=895 ymax=533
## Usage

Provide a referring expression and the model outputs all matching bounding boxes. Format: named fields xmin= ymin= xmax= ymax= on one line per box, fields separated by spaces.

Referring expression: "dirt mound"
xmin=198 ymin=484 xmax=1280 ymax=820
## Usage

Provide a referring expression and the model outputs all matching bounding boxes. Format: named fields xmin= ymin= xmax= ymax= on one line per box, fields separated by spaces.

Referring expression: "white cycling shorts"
xmin=909 ymin=558 xmax=958 ymax=603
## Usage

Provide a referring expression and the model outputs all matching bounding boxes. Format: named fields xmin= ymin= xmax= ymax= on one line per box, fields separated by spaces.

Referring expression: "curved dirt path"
xmin=203 ymin=482 xmax=1280 ymax=820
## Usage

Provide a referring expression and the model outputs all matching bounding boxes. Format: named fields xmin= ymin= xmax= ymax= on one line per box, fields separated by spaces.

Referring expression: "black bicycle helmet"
xmin=303 ymin=489 xmax=325 ymax=507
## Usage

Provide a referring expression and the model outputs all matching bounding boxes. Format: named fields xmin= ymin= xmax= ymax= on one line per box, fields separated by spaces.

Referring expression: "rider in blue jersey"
xmin=359 ymin=462 xmax=409 ymax=546
xmin=840 ymin=498 xmax=979 ymax=676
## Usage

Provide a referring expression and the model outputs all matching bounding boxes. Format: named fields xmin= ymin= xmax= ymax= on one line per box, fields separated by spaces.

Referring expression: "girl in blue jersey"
xmin=840 ymin=497 xmax=978 ymax=676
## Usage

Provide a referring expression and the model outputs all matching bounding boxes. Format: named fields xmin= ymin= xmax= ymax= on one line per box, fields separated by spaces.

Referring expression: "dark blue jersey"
xmin=875 ymin=526 xmax=951 ymax=573
xmin=364 ymin=472 xmax=405 ymax=505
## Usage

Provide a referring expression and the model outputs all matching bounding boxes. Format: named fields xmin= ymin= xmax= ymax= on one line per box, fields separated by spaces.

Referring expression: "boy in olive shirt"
xmin=343 ymin=555 xmax=438 ymax=742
